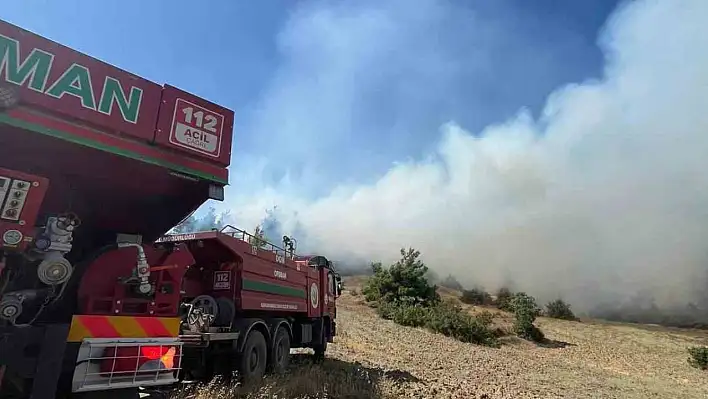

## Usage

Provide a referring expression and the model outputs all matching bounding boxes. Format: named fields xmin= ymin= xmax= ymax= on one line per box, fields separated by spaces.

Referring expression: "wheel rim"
xmin=276 ymin=339 xmax=284 ymax=363
xmin=249 ymin=348 xmax=259 ymax=372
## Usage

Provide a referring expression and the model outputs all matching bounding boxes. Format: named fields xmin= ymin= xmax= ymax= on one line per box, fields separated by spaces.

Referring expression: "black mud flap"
xmin=0 ymin=324 xmax=69 ymax=399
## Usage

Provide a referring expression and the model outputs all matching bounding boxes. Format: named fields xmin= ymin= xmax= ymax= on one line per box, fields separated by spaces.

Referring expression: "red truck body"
xmin=156 ymin=232 xmax=326 ymax=317
xmin=0 ymin=19 xmax=338 ymax=398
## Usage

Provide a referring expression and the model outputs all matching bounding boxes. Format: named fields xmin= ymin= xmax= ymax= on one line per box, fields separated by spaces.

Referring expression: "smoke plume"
xmin=218 ymin=0 xmax=708 ymax=323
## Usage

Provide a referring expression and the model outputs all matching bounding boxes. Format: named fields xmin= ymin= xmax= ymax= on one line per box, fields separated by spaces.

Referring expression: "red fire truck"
xmin=0 ymin=19 xmax=340 ymax=398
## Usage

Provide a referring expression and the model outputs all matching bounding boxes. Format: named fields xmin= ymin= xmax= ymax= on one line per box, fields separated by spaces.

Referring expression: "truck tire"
xmin=313 ymin=339 xmax=327 ymax=361
xmin=238 ymin=329 xmax=267 ymax=384
xmin=269 ymin=326 xmax=291 ymax=374
xmin=312 ymin=325 xmax=327 ymax=362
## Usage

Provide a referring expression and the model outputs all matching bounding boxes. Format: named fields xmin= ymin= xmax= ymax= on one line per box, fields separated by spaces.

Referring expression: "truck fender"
xmin=267 ymin=318 xmax=293 ymax=348
xmin=233 ymin=318 xmax=270 ymax=353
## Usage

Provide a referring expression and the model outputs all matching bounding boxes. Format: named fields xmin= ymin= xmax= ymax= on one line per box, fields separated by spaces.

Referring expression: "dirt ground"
xmin=319 ymin=280 xmax=708 ymax=399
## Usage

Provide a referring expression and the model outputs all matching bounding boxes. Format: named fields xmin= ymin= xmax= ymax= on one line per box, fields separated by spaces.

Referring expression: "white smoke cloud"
xmin=222 ymin=0 xmax=708 ymax=314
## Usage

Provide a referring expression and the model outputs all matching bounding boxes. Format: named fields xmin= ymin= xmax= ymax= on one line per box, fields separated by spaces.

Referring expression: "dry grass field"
xmin=174 ymin=277 xmax=708 ymax=399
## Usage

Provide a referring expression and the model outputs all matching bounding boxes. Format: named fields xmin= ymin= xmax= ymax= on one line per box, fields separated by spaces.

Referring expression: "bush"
xmin=461 ymin=287 xmax=493 ymax=305
xmin=495 ymin=287 xmax=515 ymax=312
xmin=364 ymin=248 xmax=499 ymax=347
xmin=375 ymin=300 xmax=398 ymax=320
xmin=376 ymin=296 xmax=498 ymax=346
xmin=392 ymin=304 xmax=429 ymax=328
xmin=512 ymin=292 xmax=545 ymax=342
xmin=362 ymin=262 xmax=387 ymax=302
xmin=688 ymin=346 xmax=708 ymax=370
xmin=513 ymin=292 xmax=542 ymax=316
xmin=475 ymin=310 xmax=495 ymax=326
xmin=362 ymin=248 xmax=440 ymax=306
xmin=375 ymin=294 xmax=430 ymax=329
xmin=545 ymin=298 xmax=578 ymax=321
xmin=425 ymin=300 xmax=499 ymax=347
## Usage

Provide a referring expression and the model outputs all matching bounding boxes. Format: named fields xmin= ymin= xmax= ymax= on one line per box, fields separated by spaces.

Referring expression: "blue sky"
xmin=2 ymin=0 xmax=619 ymax=196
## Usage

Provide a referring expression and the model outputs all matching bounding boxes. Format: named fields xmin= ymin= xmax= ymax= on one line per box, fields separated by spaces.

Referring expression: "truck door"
xmin=314 ymin=264 xmax=330 ymax=318
xmin=325 ymin=269 xmax=336 ymax=316
xmin=307 ymin=270 xmax=321 ymax=318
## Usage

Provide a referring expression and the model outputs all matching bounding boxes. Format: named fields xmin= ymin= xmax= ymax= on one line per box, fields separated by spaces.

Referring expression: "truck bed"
xmin=156 ymin=229 xmax=323 ymax=317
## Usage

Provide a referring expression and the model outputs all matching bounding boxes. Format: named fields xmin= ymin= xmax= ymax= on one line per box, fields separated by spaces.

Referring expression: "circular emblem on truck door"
xmin=310 ymin=283 xmax=319 ymax=308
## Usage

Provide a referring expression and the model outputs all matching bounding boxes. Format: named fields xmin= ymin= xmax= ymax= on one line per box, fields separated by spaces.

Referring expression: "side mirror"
xmin=335 ymin=275 xmax=342 ymax=297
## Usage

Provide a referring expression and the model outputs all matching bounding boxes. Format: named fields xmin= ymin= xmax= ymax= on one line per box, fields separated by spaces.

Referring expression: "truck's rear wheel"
xmin=238 ymin=330 xmax=267 ymax=385
xmin=269 ymin=326 xmax=290 ymax=374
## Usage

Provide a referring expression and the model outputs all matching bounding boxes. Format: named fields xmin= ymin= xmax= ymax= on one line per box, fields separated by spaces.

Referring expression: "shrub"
xmin=688 ymin=346 xmax=708 ymax=370
xmin=512 ymin=292 xmax=545 ymax=342
xmin=364 ymin=248 xmax=499 ymax=347
xmin=495 ymin=287 xmax=515 ymax=312
xmin=513 ymin=292 xmax=542 ymax=316
xmin=475 ymin=310 xmax=495 ymax=326
xmin=362 ymin=248 xmax=440 ymax=306
xmin=545 ymin=298 xmax=578 ymax=321
xmin=392 ymin=304 xmax=429 ymax=328
xmin=362 ymin=262 xmax=388 ymax=302
xmin=375 ymin=300 xmax=397 ymax=320
xmin=461 ymin=287 xmax=493 ymax=305
xmin=425 ymin=300 xmax=499 ymax=347
xmin=377 ymin=299 xmax=498 ymax=346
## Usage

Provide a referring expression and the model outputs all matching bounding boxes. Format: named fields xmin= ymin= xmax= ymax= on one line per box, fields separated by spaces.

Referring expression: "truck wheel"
xmin=269 ymin=326 xmax=291 ymax=374
xmin=313 ymin=339 xmax=327 ymax=361
xmin=238 ymin=330 xmax=267 ymax=384
xmin=312 ymin=326 xmax=327 ymax=362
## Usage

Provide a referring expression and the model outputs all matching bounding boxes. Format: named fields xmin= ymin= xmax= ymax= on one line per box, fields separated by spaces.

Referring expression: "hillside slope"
xmin=180 ymin=281 xmax=708 ymax=398
xmin=323 ymin=282 xmax=708 ymax=398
